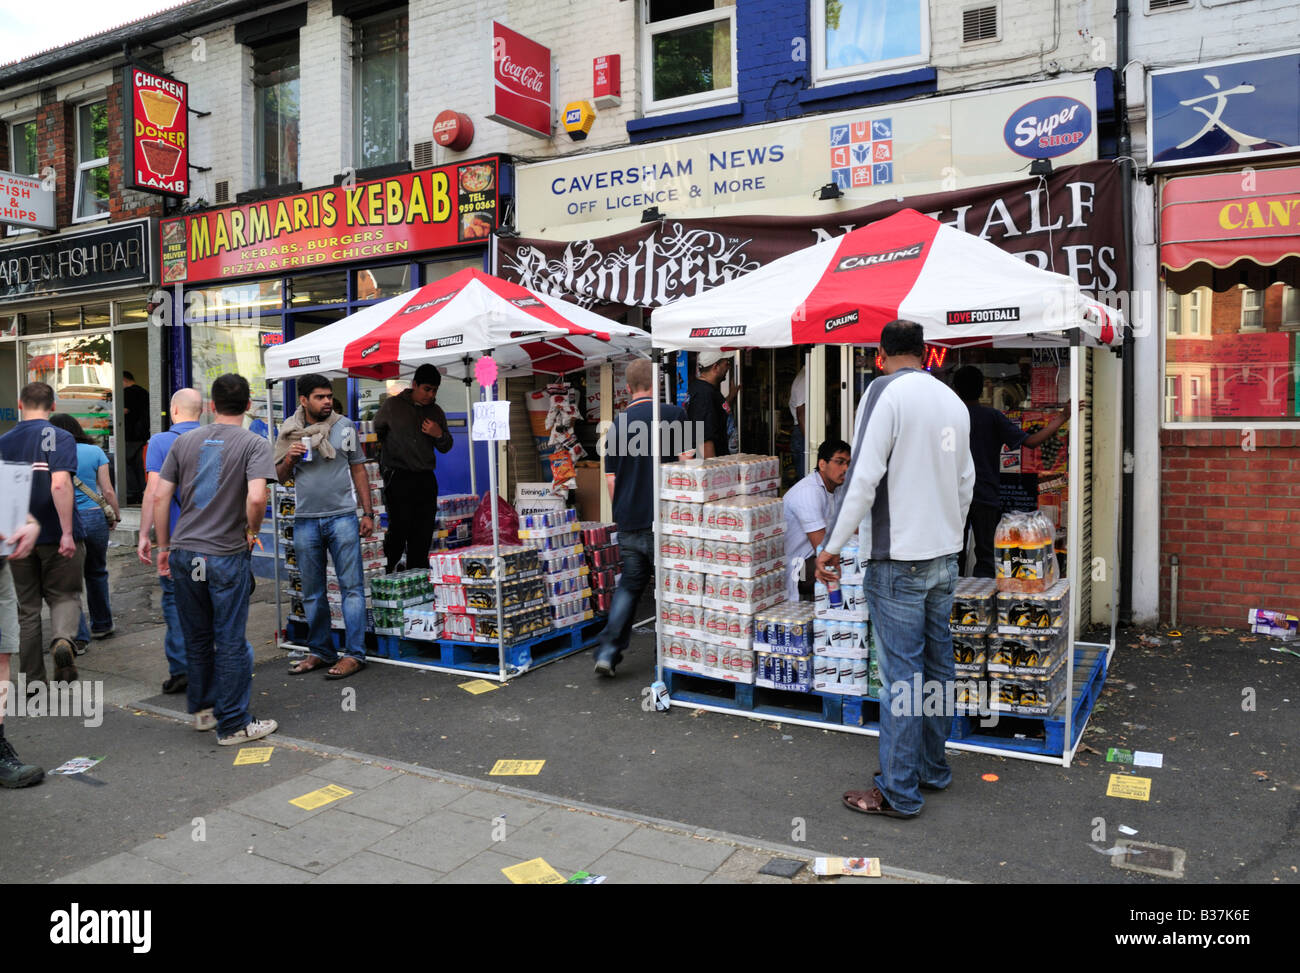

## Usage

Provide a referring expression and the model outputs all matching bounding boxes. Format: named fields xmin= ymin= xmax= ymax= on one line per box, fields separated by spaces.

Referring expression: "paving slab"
xmin=333 ymin=773 xmax=468 ymax=827
xmin=225 ymin=773 xmax=358 ymax=828
xmin=304 ymin=759 xmax=402 ymax=791
xmin=585 ymin=849 xmax=712 ymax=884
xmin=505 ymin=807 xmax=639 ymax=873
xmin=310 ymin=850 xmax=445 ymax=884
xmin=368 ymin=810 xmax=498 ymax=873
xmin=442 ymin=789 xmax=551 ymax=828
xmin=181 ymin=854 xmax=316 ymax=884
xmin=132 ymin=809 xmax=283 ymax=872
xmin=614 ymin=827 xmax=737 ymax=872
xmin=252 ymin=808 xmax=398 ymax=874
xmin=53 ymin=852 xmax=187 ymax=885
xmin=435 ymin=848 xmax=538 ymax=885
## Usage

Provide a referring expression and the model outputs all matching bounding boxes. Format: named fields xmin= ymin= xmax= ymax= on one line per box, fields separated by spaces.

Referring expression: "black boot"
xmin=0 ymin=735 xmax=45 ymax=789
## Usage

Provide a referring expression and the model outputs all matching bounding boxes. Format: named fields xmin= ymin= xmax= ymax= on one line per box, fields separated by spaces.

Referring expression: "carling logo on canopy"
xmin=404 ymin=291 xmax=459 ymax=314
xmin=824 ymin=309 xmax=860 ymax=332
xmin=833 ymin=243 xmax=923 ymax=272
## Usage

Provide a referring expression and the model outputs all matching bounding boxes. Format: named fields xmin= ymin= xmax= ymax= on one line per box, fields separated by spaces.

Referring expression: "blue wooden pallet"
xmin=371 ymin=617 xmax=607 ymax=678
xmin=662 ymin=670 xmax=844 ymax=724
xmin=284 ymin=622 xmax=377 ymax=655
xmin=667 ymin=644 xmax=1108 ymax=760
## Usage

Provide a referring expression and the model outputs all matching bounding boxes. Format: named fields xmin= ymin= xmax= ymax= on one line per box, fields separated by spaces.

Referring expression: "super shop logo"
xmin=1004 ymin=96 xmax=1092 ymax=159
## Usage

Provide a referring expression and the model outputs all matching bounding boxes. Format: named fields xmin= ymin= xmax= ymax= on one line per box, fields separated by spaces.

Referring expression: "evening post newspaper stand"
xmin=265 ymin=267 xmax=650 ymax=682
xmin=650 ymin=210 xmax=1125 ymax=766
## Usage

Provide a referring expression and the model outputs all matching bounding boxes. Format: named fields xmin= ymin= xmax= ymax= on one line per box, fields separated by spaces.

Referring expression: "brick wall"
xmin=105 ymin=79 xmax=166 ymax=223
xmin=1159 ymin=427 xmax=1300 ymax=627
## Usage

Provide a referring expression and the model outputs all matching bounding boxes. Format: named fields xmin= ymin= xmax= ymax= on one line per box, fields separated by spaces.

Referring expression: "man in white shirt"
xmin=789 ymin=364 xmax=807 ymax=478
xmin=783 ymin=438 xmax=850 ymax=603
xmin=817 ymin=320 xmax=974 ymax=819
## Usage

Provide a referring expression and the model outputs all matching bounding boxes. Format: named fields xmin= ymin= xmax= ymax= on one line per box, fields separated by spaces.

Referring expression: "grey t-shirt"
xmin=284 ymin=417 xmax=366 ymax=518
xmin=160 ymin=423 xmax=276 ymax=556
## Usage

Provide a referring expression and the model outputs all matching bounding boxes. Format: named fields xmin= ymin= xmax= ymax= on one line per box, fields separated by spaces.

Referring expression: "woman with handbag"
xmin=49 ymin=413 xmax=120 ymax=643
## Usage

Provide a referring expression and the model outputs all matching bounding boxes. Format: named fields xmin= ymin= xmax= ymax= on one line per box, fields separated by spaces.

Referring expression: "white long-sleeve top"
xmin=824 ymin=367 xmax=975 ymax=561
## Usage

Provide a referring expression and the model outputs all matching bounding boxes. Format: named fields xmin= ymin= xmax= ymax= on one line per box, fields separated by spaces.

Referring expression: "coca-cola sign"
xmin=489 ymin=22 xmax=552 ymax=138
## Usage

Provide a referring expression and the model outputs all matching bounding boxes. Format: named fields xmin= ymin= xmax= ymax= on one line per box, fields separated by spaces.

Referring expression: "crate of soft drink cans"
xmin=813 ymin=617 xmax=871 ymax=659
xmin=755 ymin=650 xmax=813 ymax=692
xmin=371 ymin=570 xmax=434 ymax=608
xmin=466 ymin=576 xmax=549 ymax=614
xmin=659 ymin=602 xmax=706 ymax=642
xmin=701 ymin=567 xmax=786 ymax=614
xmin=402 ymin=607 xmax=442 ymax=641
xmin=987 ymin=629 xmax=1067 ymax=678
xmin=700 ymin=607 xmax=754 ymax=651
xmin=579 ymin=522 xmax=616 ymax=548
xmin=662 ymin=569 xmax=703 ymax=606
xmin=587 ymin=543 xmax=621 ymax=573
xmin=535 ymin=549 xmax=586 ymax=574
xmin=476 ymin=607 xmax=552 ymax=645
xmin=660 ymin=499 xmax=704 ymax=537
xmin=372 ymin=605 xmax=405 ymax=636
xmin=660 ymin=459 xmax=741 ymax=502
xmin=813 ymin=579 xmax=869 ymax=621
xmin=813 ymin=655 xmax=872 ymax=696
xmin=662 ymin=634 xmax=755 ymax=684
xmin=518 ymin=507 xmax=580 ymax=535
xmin=436 ymin=494 xmax=479 ymax=523
xmin=430 ymin=546 xmax=542 ymax=584
xmin=550 ymin=592 xmax=593 ymax=627
xmin=699 ymin=497 xmax=785 ymax=543
xmin=949 ymin=578 xmax=998 ymax=634
xmin=752 ymin=604 xmax=815 ymax=655
xmin=696 ymin=535 xmax=785 ymax=579
xmin=991 ymin=663 xmax=1067 ymax=716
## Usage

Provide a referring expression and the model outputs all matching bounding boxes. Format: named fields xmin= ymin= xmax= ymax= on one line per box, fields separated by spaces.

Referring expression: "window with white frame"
xmin=1165 ymin=287 xmax=1208 ymax=337
xmin=253 ymin=37 xmax=300 ymax=187
xmin=1240 ymin=286 xmax=1265 ymax=332
xmin=1165 ymin=287 xmax=1179 ymax=335
xmin=1281 ymin=285 xmax=1299 ymax=329
xmin=642 ymin=0 xmax=737 ymax=112
xmin=73 ymin=101 xmax=109 ymax=221
xmin=811 ymin=0 xmax=929 ymax=84
xmin=353 ymin=9 xmax=408 ymax=169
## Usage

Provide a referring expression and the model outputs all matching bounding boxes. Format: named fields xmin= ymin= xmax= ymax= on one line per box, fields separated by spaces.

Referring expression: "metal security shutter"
xmin=1148 ymin=0 xmax=1189 ymax=10
xmin=1079 ymin=350 xmax=1095 ymax=630
xmin=963 ymin=6 xmax=998 ymax=42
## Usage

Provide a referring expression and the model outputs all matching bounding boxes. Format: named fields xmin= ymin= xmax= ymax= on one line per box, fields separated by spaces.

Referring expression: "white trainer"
xmin=194 ymin=709 xmax=216 ymax=731
xmin=217 ymin=718 xmax=279 ymax=746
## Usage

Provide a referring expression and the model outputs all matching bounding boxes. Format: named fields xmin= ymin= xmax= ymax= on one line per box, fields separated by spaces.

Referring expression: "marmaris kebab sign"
xmin=124 ymin=66 xmax=188 ymax=197
xmin=158 ymin=157 xmax=499 ymax=284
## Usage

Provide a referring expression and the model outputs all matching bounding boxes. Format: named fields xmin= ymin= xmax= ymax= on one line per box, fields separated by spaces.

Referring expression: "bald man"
xmin=138 ymin=388 xmax=203 ymax=694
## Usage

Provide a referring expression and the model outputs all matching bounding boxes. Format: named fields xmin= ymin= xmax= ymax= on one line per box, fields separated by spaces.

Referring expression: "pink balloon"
xmin=475 ymin=355 xmax=498 ymax=387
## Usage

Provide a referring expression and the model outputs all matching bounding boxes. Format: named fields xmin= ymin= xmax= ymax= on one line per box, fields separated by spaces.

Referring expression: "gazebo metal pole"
xmin=267 ymin=380 xmax=283 ymax=648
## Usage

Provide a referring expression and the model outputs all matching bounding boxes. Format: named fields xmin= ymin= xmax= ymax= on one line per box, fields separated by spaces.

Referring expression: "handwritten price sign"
xmin=472 ymin=401 xmax=511 ymax=441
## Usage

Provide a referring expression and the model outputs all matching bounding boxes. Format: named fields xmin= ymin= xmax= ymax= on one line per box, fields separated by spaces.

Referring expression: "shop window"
xmin=1240 ymin=287 xmax=1265 ymax=332
xmin=253 ymin=37 xmax=300 ymax=188
xmin=25 ymin=335 xmax=113 ymax=443
xmin=811 ymin=0 xmax=929 ymax=85
xmin=184 ymin=281 xmax=283 ymax=322
xmin=1164 ymin=282 xmax=1297 ymax=423
xmin=73 ymin=101 xmax=110 ymax=222
xmin=352 ymin=9 xmax=409 ymax=169
xmin=420 ymin=257 xmax=480 ymax=287
xmin=6 ymin=118 xmax=37 ymax=237
xmin=52 ymin=307 xmax=81 ymax=330
xmin=642 ymin=0 xmax=737 ymax=112
xmin=191 ymin=321 xmax=283 ymax=427
xmin=290 ymin=271 xmax=348 ymax=307
xmin=116 ymin=300 xmax=150 ymax=325
xmin=1 ymin=315 xmax=21 ymax=338
xmin=355 ymin=264 xmax=412 ymax=301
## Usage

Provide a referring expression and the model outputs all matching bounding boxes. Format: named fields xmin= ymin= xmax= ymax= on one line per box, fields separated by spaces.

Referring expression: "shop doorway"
xmin=285 ymin=309 xmax=349 ymax=416
xmin=22 ymin=331 xmax=115 ymax=482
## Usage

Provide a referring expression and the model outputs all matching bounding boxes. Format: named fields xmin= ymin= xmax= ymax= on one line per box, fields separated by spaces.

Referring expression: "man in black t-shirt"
xmin=122 ymin=371 xmax=151 ymax=504
xmin=685 ymin=351 xmax=736 ymax=459
xmin=593 ymin=359 xmax=689 ymax=678
xmin=952 ymin=366 xmax=1071 ymax=577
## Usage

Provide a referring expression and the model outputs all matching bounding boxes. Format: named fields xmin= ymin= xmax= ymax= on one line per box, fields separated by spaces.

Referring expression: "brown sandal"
xmin=842 ymin=788 xmax=916 ymax=819
xmin=289 ymin=656 xmax=330 ymax=675
xmin=325 ymin=656 xmax=365 ymax=680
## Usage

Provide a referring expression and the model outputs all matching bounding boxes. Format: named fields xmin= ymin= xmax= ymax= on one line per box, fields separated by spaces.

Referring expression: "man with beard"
xmin=275 ymin=374 xmax=374 ymax=680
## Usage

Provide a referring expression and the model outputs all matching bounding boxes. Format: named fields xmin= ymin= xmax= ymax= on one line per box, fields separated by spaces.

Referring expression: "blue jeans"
xmin=171 ymin=547 xmax=255 ymax=735
xmin=158 ymin=573 xmax=187 ymax=677
xmin=294 ymin=514 xmax=367 ymax=663
xmin=868 ymin=554 xmax=959 ymax=816
xmin=75 ymin=507 xmax=112 ymax=637
xmin=595 ymin=529 xmax=653 ymax=662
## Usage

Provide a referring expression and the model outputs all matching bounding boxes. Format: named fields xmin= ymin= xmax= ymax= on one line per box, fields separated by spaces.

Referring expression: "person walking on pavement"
xmin=275 ymin=374 xmax=374 ymax=680
xmin=137 ymin=388 xmax=204 ymax=694
xmin=817 ymin=320 xmax=974 ymax=819
xmin=594 ymin=359 xmax=689 ymax=677
xmin=374 ymin=363 xmax=453 ymax=574
xmin=47 ymin=414 xmax=120 ymax=645
xmin=686 ymin=352 xmax=737 ymax=459
xmin=783 ymin=438 xmax=851 ymax=604
xmin=951 ymin=365 xmax=1074 ymax=578
xmin=153 ymin=374 xmax=279 ymax=745
xmin=121 ymin=370 xmax=150 ymax=505
xmin=0 ymin=515 xmax=44 ymax=787
xmin=0 ymin=382 xmax=85 ymax=685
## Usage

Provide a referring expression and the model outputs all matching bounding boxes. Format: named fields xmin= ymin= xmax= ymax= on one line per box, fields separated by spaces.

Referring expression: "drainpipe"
xmin=1116 ymin=0 xmax=1136 ymax=627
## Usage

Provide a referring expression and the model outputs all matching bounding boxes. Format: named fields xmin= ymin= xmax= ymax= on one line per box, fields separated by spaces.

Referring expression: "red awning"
xmin=1161 ymin=166 xmax=1300 ymax=291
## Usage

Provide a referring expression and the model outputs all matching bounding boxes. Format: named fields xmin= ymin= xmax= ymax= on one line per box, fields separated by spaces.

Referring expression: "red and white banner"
xmin=652 ymin=209 xmax=1122 ymax=350
xmin=489 ymin=22 xmax=552 ymax=138
xmin=265 ymin=267 xmax=648 ymax=381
